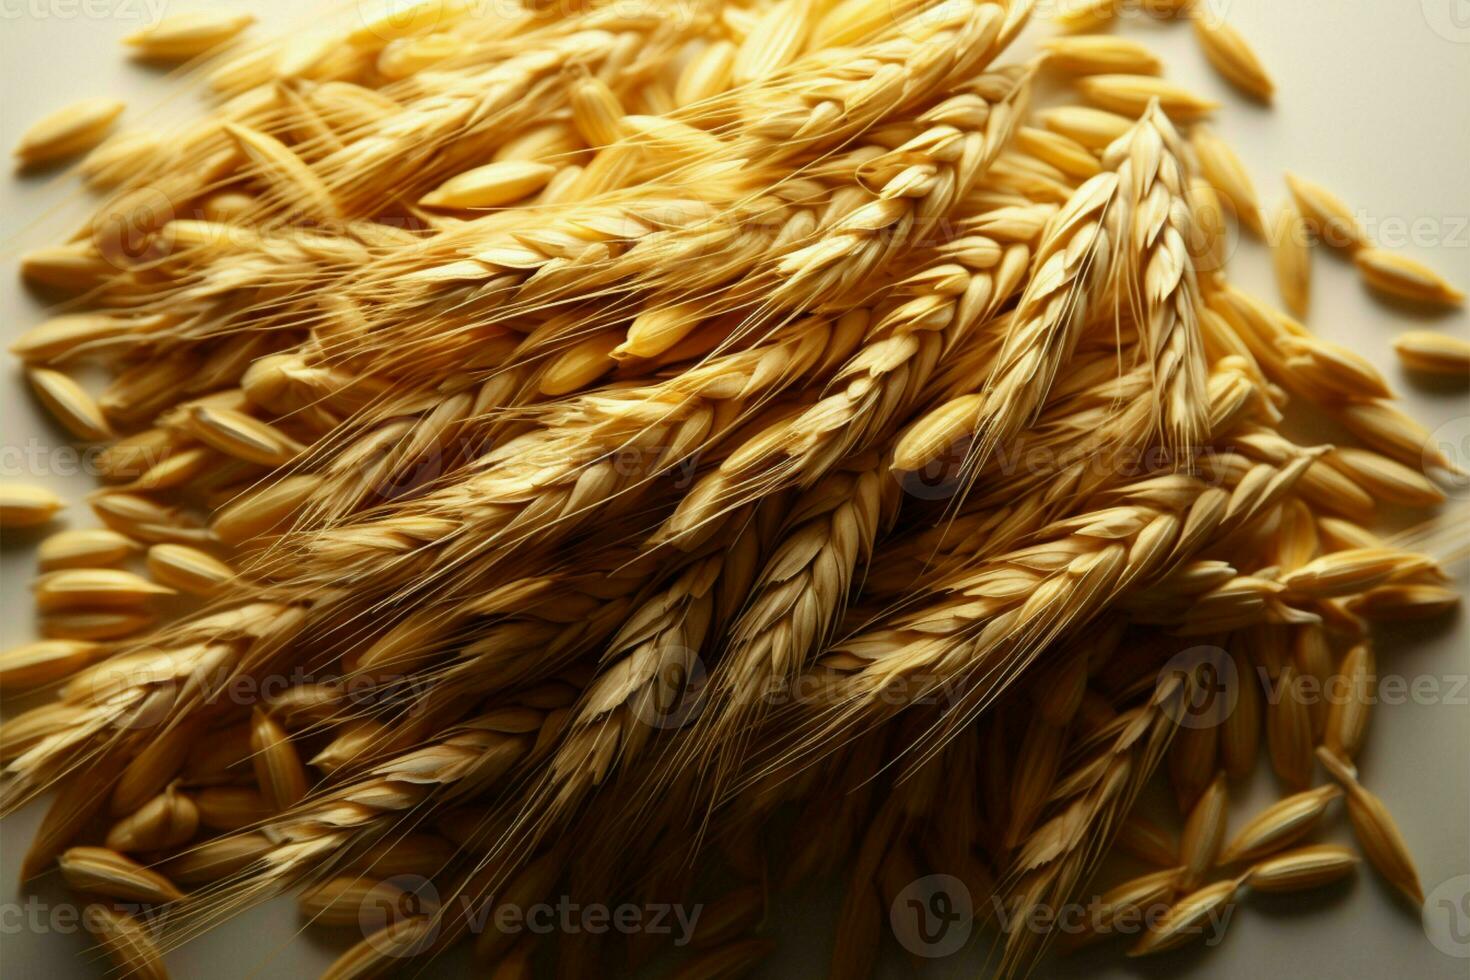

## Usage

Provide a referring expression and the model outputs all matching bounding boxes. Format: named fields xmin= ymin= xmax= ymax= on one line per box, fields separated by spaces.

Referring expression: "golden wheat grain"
xmin=250 ymin=709 xmax=310 ymax=809
xmin=1219 ymin=785 xmax=1343 ymax=865
xmin=145 ymin=544 xmax=236 ymax=596
xmin=1054 ymin=0 xmax=1117 ymax=32
xmin=1041 ymin=35 xmax=1161 ymax=75
xmin=1323 ymin=642 xmax=1374 ymax=759
xmin=1270 ymin=202 xmax=1312 ymax=318
xmin=1178 ymin=772 xmax=1228 ymax=890
xmin=1348 ymin=584 xmax=1460 ymax=621
xmin=1077 ymin=74 xmax=1219 ymax=121
xmin=59 ymin=846 xmax=185 ymax=903
xmin=1355 ymin=247 xmax=1466 ymax=306
xmin=27 ymin=368 xmax=114 ymax=442
xmin=1191 ymin=12 xmax=1274 ymax=100
xmin=1129 ymin=875 xmax=1242 ymax=956
xmin=86 ymin=904 xmax=168 ymax=980
xmin=36 ymin=528 xmax=137 ymax=570
xmin=1247 ymin=844 xmax=1359 ymax=892
xmin=124 ymin=10 xmax=253 ymax=59
xmin=105 ymin=785 xmax=200 ymax=852
xmin=1285 ymin=172 xmax=1368 ymax=250
xmin=1318 ymin=747 xmax=1425 ymax=906
xmin=1266 ymin=665 xmax=1314 ymax=791
xmin=1393 ymin=330 xmax=1470 ymax=376
xmin=0 ymin=483 xmax=64 ymax=529
xmin=1191 ymin=125 xmax=1263 ymax=236
xmin=14 ymin=96 xmax=124 ymax=164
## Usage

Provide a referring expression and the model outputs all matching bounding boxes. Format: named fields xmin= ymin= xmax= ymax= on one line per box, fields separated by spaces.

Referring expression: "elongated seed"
xmin=59 ymin=846 xmax=185 ymax=903
xmin=1267 ymin=665 xmax=1313 ymax=790
xmin=1324 ymin=643 xmax=1374 ymax=759
xmin=300 ymin=876 xmax=418 ymax=926
xmin=1247 ymin=844 xmax=1359 ymax=892
xmin=1393 ymin=330 xmax=1470 ymax=376
xmin=124 ymin=10 xmax=254 ymax=59
xmin=1355 ymin=248 xmax=1465 ymax=306
xmin=163 ymin=832 xmax=272 ymax=883
xmin=146 ymin=544 xmax=235 ymax=595
xmin=251 ymin=709 xmax=310 ymax=809
xmin=0 ymin=639 xmax=102 ymax=689
xmin=1128 ymin=877 xmax=1241 ymax=957
xmin=1179 ymin=772 xmax=1228 ymax=890
xmin=41 ymin=609 xmax=155 ymax=641
xmin=38 ymin=528 xmax=138 ymax=570
xmin=15 ymin=97 xmax=124 ymax=164
xmin=105 ymin=785 xmax=200 ymax=852
xmin=1285 ymin=173 xmax=1368 ymax=250
xmin=1318 ymin=747 xmax=1424 ymax=906
xmin=1192 ymin=13 xmax=1274 ymax=100
xmin=86 ymin=904 xmax=167 ymax=980
xmin=33 ymin=568 xmax=174 ymax=610
xmin=420 ymin=161 xmax=557 ymax=209
xmin=1219 ymin=785 xmax=1343 ymax=864
xmin=195 ymin=786 xmax=275 ymax=830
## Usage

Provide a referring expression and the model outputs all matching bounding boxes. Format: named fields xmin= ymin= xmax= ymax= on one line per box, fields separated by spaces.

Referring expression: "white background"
xmin=1 ymin=1 xmax=1468 ymax=976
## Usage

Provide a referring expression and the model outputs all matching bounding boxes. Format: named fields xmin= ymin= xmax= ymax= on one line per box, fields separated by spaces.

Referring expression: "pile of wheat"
xmin=2 ymin=1 xmax=1467 ymax=977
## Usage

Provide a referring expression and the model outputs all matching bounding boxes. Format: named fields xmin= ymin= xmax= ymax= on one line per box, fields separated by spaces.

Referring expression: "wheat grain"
xmin=124 ymin=10 xmax=254 ymax=59
xmin=1248 ymin=844 xmax=1359 ymax=892
xmin=86 ymin=904 xmax=168 ymax=980
xmin=1077 ymin=74 xmax=1219 ymax=121
xmin=250 ymin=709 xmax=310 ymax=809
xmin=1128 ymin=876 xmax=1243 ymax=956
xmin=1192 ymin=13 xmax=1274 ymax=100
xmin=0 ymin=483 xmax=65 ymax=529
xmin=1041 ymin=35 xmax=1161 ymax=75
xmin=1324 ymin=448 xmax=1445 ymax=508
xmin=1323 ymin=642 xmax=1375 ymax=760
xmin=1285 ymin=172 xmax=1368 ymax=250
xmin=105 ymin=784 xmax=200 ymax=852
xmin=1349 ymin=584 xmax=1460 ymax=621
xmin=299 ymin=876 xmax=420 ymax=927
xmin=59 ymin=846 xmax=185 ymax=903
xmin=194 ymin=786 xmax=275 ymax=831
xmin=1317 ymin=747 xmax=1425 ymax=906
xmin=1355 ymin=247 xmax=1466 ymax=306
xmin=36 ymin=528 xmax=138 ymax=570
xmin=1265 ymin=664 xmax=1313 ymax=791
xmin=1270 ymin=202 xmax=1312 ymax=318
xmin=1191 ymin=125 xmax=1263 ymax=236
xmin=145 ymin=544 xmax=236 ymax=596
xmin=27 ymin=368 xmax=114 ymax=442
xmin=1178 ymin=771 xmax=1227 ymax=890
xmin=1219 ymin=784 xmax=1342 ymax=865
xmin=1393 ymin=330 xmax=1470 ymax=376
xmin=14 ymin=96 xmax=124 ymax=165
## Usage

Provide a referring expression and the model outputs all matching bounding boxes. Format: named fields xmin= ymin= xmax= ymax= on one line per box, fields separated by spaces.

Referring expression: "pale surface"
xmin=1 ymin=2 xmax=1467 ymax=977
